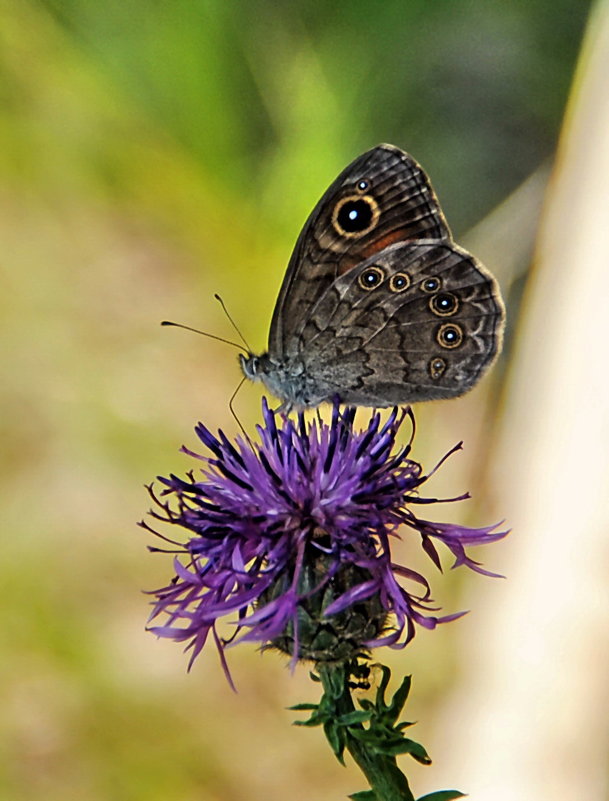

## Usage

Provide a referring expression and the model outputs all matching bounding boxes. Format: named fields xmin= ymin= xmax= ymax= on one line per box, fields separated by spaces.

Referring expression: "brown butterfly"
xmin=241 ymin=144 xmax=504 ymax=408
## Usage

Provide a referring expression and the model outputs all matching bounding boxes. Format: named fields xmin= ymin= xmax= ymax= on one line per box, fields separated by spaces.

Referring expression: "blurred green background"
xmin=0 ymin=2 xmax=596 ymax=800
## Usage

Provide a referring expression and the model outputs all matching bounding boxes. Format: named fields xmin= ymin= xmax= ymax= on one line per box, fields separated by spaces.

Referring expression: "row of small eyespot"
xmin=359 ymin=268 xmax=458 ymax=312
xmin=358 ymin=267 xmax=463 ymax=351
xmin=359 ymin=268 xmax=439 ymax=292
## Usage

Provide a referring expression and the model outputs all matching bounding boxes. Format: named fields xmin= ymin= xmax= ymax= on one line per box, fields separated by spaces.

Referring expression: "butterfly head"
xmin=239 ymin=352 xmax=265 ymax=382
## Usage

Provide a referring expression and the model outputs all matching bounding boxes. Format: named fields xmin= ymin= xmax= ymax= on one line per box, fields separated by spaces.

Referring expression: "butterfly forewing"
xmin=269 ymin=144 xmax=452 ymax=357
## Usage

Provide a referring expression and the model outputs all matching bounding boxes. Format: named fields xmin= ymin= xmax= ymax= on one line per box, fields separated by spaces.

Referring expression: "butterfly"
xmin=240 ymin=144 xmax=504 ymax=409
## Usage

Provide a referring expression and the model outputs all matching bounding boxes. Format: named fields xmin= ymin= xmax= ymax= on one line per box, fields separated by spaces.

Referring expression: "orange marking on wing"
xmin=337 ymin=228 xmax=411 ymax=275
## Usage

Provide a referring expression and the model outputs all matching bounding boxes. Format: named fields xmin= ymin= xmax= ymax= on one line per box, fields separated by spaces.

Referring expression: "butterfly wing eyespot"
xmin=436 ymin=322 xmax=463 ymax=349
xmin=358 ymin=265 xmax=385 ymax=290
xmin=332 ymin=195 xmax=380 ymax=238
xmin=429 ymin=291 xmax=459 ymax=316
xmin=421 ymin=276 xmax=442 ymax=293
xmin=389 ymin=273 xmax=410 ymax=292
xmin=429 ymin=357 xmax=447 ymax=379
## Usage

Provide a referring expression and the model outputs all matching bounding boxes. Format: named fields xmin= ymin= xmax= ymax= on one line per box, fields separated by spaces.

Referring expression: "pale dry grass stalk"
xmin=435 ymin=3 xmax=609 ymax=798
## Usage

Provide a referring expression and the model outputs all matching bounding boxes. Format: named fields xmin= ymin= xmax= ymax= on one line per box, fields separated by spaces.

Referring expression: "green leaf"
xmin=375 ymin=664 xmax=392 ymax=707
xmin=324 ymin=664 xmax=347 ymax=700
xmin=288 ymin=703 xmax=318 ymax=711
xmin=349 ymin=791 xmax=377 ymax=801
xmin=387 ymin=675 xmax=412 ymax=722
xmin=338 ymin=710 xmax=373 ymax=726
xmin=324 ymin=720 xmax=345 ymax=763
xmin=346 ymin=726 xmax=385 ymax=745
xmin=385 ymin=738 xmax=431 ymax=764
xmin=416 ymin=791 xmax=466 ymax=801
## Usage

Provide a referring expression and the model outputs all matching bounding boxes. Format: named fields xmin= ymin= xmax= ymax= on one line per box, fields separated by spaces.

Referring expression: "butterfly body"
xmin=242 ymin=144 xmax=504 ymax=409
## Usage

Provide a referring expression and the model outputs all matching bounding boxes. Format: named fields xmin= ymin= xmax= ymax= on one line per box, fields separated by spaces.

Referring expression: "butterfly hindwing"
xmin=295 ymin=241 xmax=504 ymax=406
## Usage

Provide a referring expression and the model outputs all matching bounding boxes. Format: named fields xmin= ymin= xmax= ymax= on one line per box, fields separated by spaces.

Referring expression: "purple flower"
xmin=142 ymin=400 xmax=506 ymax=682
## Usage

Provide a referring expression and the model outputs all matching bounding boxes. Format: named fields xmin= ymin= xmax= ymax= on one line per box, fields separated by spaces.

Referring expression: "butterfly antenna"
xmin=160 ymin=321 xmax=248 ymax=354
xmin=214 ymin=294 xmax=251 ymax=353
xmin=228 ymin=376 xmax=253 ymax=446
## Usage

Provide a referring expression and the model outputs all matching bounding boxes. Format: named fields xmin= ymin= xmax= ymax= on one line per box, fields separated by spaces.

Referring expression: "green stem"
xmin=318 ymin=663 xmax=415 ymax=801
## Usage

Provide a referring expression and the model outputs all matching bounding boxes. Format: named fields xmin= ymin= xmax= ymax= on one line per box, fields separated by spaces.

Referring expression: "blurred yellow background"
xmin=2 ymin=1 xmax=608 ymax=799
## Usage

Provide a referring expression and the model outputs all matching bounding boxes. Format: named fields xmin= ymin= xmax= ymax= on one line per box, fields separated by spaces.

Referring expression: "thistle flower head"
xmin=142 ymin=400 xmax=506 ymax=682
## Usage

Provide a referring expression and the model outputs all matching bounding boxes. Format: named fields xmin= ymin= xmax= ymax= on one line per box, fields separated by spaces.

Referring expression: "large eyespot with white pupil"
xmin=429 ymin=357 xmax=447 ymax=379
xmin=430 ymin=291 xmax=459 ymax=316
xmin=389 ymin=273 xmax=410 ymax=292
xmin=421 ymin=276 xmax=442 ymax=293
xmin=437 ymin=323 xmax=463 ymax=349
xmin=332 ymin=194 xmax=380 ymax=238
xmin=358 ymin=265 xmax=385 ymax=290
